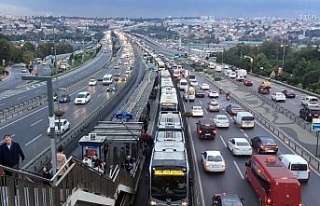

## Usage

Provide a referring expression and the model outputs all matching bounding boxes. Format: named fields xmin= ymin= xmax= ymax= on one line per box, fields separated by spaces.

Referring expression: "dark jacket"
xmin=0 ymin=142 xmax=25 ymax=167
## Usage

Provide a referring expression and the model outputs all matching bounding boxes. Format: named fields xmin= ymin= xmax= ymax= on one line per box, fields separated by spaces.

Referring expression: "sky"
xmin=0 ymin=0 xmax=318 ymax=18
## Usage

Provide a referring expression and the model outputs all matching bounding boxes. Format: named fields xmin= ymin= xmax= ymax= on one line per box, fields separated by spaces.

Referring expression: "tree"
xmin=22 ymin=51 xmax=35 ymax=68
xmin=22 ymin=42 xmax=35 ymax=52
xmin=254 ymin=53 xmax=272 ymax=76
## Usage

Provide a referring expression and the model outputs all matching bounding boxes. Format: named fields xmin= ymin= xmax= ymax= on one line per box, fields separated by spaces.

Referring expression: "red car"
xmin=243 ymin=79 xmax=253 ymax=86
xmin=282 ymin=90 xmax=296 ymax=98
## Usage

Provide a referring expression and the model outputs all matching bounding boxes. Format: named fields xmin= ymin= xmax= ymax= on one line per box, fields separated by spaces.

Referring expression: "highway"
xmin=0 ymin=49 xmax=110 ymax=110
xmin=0 ymin=52 xmax=132 ymax=166
xmin=182 ymin=73 xmax=320 ymax=206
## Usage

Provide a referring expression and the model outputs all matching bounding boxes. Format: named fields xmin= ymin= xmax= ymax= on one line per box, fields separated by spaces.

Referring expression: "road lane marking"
xmin=243 ymin=133 xmax=248 ymax=138
xmin=97 ymin=93 xmax=103 ymax=98
xmin=0 ymin=107 xmax=47 ymax=130
xmin=233 ymin=161 xmax=245 ymax=179
xmin=204 ymin=109 xmax=208 ymax=114
xmin=30 ymin=119 xmax=43 ymax=127
xmin=240 ymin=129 xmax=244 ymax=133
xmin=17 ymin=96 xmax=26 ymax=100
xmin=34 ymin=90 xmax=42 ymax=93
xmin=220 ymin=135 xmax=227 ymax=147
xmin=73 ymin=108 xmax=82 ymax=114
xmin=199 ymin=100 xmax=202 ymax=105
xmin=25 ymin=134 xmax=43 ymax=146
xmin=184 ymin=103 xmax=205 ymax=206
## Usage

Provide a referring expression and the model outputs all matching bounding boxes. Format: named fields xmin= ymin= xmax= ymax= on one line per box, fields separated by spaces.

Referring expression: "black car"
xmin=106 ymin=83 xmax=116 ymax=92
xmin=195 ymin=90 xmax=205 ymax=98
xmin=282 ymin=90 xmax=296 ymax=98
xmin=299 ymin=106 xmax=320 ymax=121
xmin=196 ymin=119 xmax=217 ymax=139
xmin=250 ymin=136 xmax=278 ymax=154
xmin=58 ymin=94 xmax=71 ymax=103
xmin=225 ymin=104 xmax=243 ymax=115
xmin=212 ymin=193 xmax=244 ymax=206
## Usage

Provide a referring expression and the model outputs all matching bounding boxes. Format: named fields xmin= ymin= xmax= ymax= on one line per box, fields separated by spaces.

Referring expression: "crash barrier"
xmin=206 ymin=75 xmax=320 ymax=173
xmin=23 ymin=58 xmax=139 ymax=173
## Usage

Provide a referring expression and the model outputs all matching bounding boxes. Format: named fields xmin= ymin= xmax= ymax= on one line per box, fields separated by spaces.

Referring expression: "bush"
xmin=194 ymin=67 xmax=204 ymax=72
xmin=182 ymin=111 xmax=193 ymax=117
xmin=207 ymin=70 xmax=214 ymax=75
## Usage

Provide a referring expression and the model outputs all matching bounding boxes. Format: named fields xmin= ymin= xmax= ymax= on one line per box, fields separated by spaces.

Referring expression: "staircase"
xmin=0 ymin=156 xmax=144 ymax=206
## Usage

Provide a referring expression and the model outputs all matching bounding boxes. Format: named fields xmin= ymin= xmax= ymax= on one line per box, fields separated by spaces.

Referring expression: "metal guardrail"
xmin=205 ymin=75 xmax=320 ymax=173
xmin=0 ymin=58 xmax=117 ymax=126
xmin=23 ymin=61 xmax=139 ymax=172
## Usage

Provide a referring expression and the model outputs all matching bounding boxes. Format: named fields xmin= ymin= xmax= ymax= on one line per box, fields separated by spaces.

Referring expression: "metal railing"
xmin=0 ymin=156 xmax=144 ymax=206
xmin=205 ymin=75 xmax=320 ymax=172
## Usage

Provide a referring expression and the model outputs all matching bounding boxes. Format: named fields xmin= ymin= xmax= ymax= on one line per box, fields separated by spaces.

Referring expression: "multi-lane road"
xmin=0 ymin=50 xmax=110 ymax=110
xmin=183 ymin=73 xmax=320 ymax=206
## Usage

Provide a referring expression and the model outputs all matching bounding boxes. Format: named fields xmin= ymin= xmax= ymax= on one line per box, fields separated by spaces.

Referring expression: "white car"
xmin=207 ymin=101 xmax=220 ymax=112
xmin=201 ymin=151 xmax=226 ymax=172
xmin=227 ymin=138 xmax=252 ymax=156
xmin=301 ymin=96 xmax=319 ymax=107
xmin=271 ymin=92 xmax=286 ymax=102
xmin=200 ymin=83 xmax=210 ymax=90
xmin=47 ymin=119 xmax=70 ymax=135
xmin=213 ymin=115 xmax=230 ymax=128
xmin=208 ymin=91 xmax=219 ymax=98
xmin=190 ymin=80 xmax=199 ymax=86
xmin=191 ymin=106 xmax=204 ymax=117
xmin=74 ymin=91 xmax=91 ymax=105
xmin=88 ymin=79 xmax=97 ymax=86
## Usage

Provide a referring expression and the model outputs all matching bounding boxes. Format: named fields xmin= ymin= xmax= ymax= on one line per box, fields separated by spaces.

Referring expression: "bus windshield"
xmin=151 ymin=175 xmax=187 ymax=201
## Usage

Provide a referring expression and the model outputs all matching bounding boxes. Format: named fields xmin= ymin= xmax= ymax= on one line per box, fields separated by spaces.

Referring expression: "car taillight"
xmin=198 ymin=130 xmax=202 ymax=134
xmin=212 ymin=130 xmax=216 ymax=134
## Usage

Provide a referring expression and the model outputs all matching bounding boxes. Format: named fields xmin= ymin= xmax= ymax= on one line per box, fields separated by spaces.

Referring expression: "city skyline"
xmin=0 ymin=0 xmax=319 ymax=18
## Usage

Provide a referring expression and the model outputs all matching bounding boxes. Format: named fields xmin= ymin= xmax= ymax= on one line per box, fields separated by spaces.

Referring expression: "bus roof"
xmin=251 ymin=155 xmax=297 ymax=180
xmin=151 ymin=142 xmax=187 ymax=167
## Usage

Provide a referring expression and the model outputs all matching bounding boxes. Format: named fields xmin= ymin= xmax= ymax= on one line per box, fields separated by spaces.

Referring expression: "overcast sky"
xmin=0 ymin=0 xmax=318 ymax=18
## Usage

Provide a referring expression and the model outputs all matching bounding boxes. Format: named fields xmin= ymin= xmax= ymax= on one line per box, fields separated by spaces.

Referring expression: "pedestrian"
xmin=103 ymin=144 xmax=109 ymax=162
xmin=0 ymin=134 xmax=25 ymax=176
xmin=82 ymin=155 xmax=93 ymax=167
xmin=56 ymin=145 xmax=68 ymax=179
xmin=143 ymin=118 xmax=149 ymax=133
xmin=92 ymin=154 xmax=104 ymax=173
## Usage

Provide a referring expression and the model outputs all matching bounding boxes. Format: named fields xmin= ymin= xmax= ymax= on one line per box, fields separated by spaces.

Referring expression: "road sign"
xmin=115 ymin=110 xmax=133 ymax=120
xmin=312 ymin=118 xmax=320 ymax=131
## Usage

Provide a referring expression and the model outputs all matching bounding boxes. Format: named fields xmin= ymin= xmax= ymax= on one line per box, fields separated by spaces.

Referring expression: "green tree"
xmin=22 ymin=51 xmax=35 ymax=68
xmin=22 ymin=42 xmax=36 ymax=52
xmin=254 ymin=53 xmax=272 ymax=76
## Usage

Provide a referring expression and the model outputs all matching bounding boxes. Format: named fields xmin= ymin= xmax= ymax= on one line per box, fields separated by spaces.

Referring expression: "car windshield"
xmin=60 ymin=95 xmax=68 ymax=98
xmin=208 ymin=155 xmax=222 ymax=162
xmin=221 ymin=196 xmax=243 ymax=206
xmin=260 ymin=138 xmax=276 ymax=144
xmin=90 ymin=79 xmax=95 ymax=82
xmin=76 ymin=94 xmax=85 ymax=98
xmin=209 ymin=102 xmax=218 ymax=106
xmin=236 ymin=142 xmax=249 ymax=147
xmin=310 ymin=109 xmax=320 ymax=114
xmin=309 ymin=98 xmax=318 ymax=102
xmin=217 ymin=116 xmax=228 ymax=121
xmin=193 ymin=107 xmax=202 ymax=110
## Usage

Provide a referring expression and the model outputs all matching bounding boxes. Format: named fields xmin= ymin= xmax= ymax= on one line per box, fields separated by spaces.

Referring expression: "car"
xmin=282 ymin=90 xmax=296 ymax=98
xmin=227 ymin=137 xmax=252 ymax=156
xmin=191 ymin=106 xmax=204 ymax=117
xmin=201 ymin=151 xmax=226 ymax=172
xmin=235 ymin=76 xmax=245 ymax=82
xmin=207 ymin=101 xmax=220 ymax=112
xmin=208 ymin=91 xmax=219 ymax=98
xmin=74 ymin=91 xmax=91 ymax=105
xmin=88 ymin=78 xmax=97 ymax=86
xmin=213 ymin=115 xmax=230 ymax=128
xmin=225 ymin=104 xmax=243 ymax=115
xmin=243 ymin=79 xmax=253 ymax=86
xmin=126 ymin=69 xmax=132 ymax=74
xmin=106 ymin=83 xmax=116 ymax=92
xmin=196 ymin=119 xmax=217 ymax=139
xmin=250 ymin=136 xmax=279 ymax=154
xmin=271 ymin=92 xmax=286 ymax=102
xmin=121 ymin=75 xmax=127 ymax=82
xmin=195 ymin=90 xmax=205 ymax=98
xmin=114 ymin=73 xmax=121 ymax=81
xmin=190 ymin=80 xmax=199 ymax=86
xmin=299 ymin=106 xmax=320 ymax=121
xmin=301 ymin=96 xmax=319 ymax=107
xmin=47 ymin=119 xmax=70 ymax=135
xmin=212 ymin=193 xmax=244 ymax=206
xmin=58 ymin=94 xmax=71 ymax=103
xmin=21 ymin=68 xmax=29 ymax=74
xmin=200 ymin=83 xmax=210 ymax=90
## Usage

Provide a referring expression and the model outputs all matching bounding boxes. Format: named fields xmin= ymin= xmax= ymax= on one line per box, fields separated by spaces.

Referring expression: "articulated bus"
xmin=160 ymin=93 xmax=178 ymax=112
xmin=245 ymin=155 xmax=302 ymax=206
xmin=149 ymin=141 xmax=189 ymax=206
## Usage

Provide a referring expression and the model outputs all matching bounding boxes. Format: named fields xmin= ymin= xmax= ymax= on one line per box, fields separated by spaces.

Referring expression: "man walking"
xmin=0 ymin=134 xmax=25 ymax=175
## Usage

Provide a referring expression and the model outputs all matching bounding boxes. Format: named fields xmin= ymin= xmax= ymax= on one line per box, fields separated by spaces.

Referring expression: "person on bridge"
xmin=56 ymin=145 xmax=69 ymax=179
xmin=0 ymin=134 xmax=25 ymax=176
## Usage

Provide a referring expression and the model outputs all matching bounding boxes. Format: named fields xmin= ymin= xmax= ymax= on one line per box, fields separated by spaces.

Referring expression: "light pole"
xmin=21 ymin=76 xmax=57 ymax=177
xmin=221 ymin=47 xmax=224 ymax=65
xmin=281 ymin=44 xmax=288 ymax=71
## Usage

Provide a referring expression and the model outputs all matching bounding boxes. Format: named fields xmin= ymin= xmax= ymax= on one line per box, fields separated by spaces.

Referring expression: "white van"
xmin=179 ymin=78 xmax=188 ymax=91
xmin=102 ymin=74 xmax=113 ymax=85
xmin=278 ymin=154 xmax=310 ymax=182
xmin=233 ymin=112 xmax=255 ymax=128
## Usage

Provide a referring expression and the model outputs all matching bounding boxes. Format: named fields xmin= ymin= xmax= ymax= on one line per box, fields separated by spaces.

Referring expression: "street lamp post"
xmin=281 ymin=44 xmax=288 ymax=71
xmin=21 ymin=76 xmax=57 ymax=177
xmin=221 ymin=47 xmax=224 ymax=65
